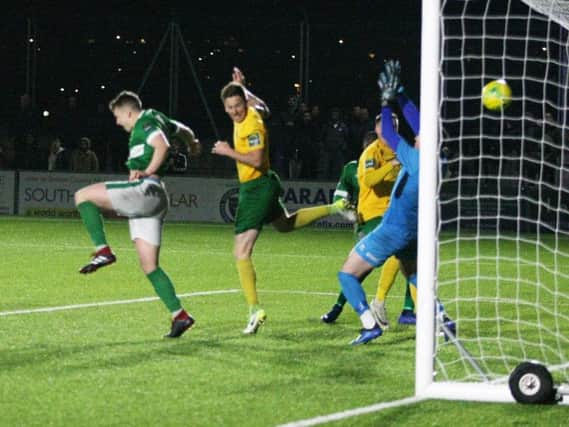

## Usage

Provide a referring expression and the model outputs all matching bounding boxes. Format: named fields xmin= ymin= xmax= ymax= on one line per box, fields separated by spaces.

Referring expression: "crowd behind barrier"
xmin=0 ymin=94 xmax=379 ymax=181
xmin=4 ymin=93 xmax=569 ymax=193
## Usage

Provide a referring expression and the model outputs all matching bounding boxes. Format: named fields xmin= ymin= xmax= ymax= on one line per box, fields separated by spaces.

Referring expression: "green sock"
xmin=403 ymin=283 xmax=415 ymax=311
xmin=336 ymin=292 xmax=347 ymax=307
xmin=77 ymin=201 xmax=107 ymax=247
xmin=147 ymin=268 xmax=182 ymax=312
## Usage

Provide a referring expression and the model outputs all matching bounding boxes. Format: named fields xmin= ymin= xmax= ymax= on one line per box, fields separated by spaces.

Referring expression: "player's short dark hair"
xmin=363 ymin=131 xmax=377 ymax=149
xmin=220 ymin=82 xmax=246 ymax=103
xmin=109 ymin=90 xmax=142 ymax=112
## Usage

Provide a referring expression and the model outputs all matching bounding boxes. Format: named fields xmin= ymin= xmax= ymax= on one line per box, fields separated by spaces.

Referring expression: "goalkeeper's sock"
xmin=336 ymin=292 xmax=347 ymax=307
xmin=292 ymin=205 xmax=333 ymax=229
xmin=334 ymin=265 xmax=374 ymax=309
xmin=338 ymin=271 xmax=368 ymax=315
xmin=359 ymin=310 xmax=377 ymax=329
xmin=77 ymin=201 xmax=108 ymax=247
xmin=402 ymin=282 xmax=415 ymax=311
xmin=147 ymin=267 xmax=182 ymax=312
xmin=375 ymin=255 xmax=400 ymax=301
xmin=237 ymin=258 xmax=258 ymax=306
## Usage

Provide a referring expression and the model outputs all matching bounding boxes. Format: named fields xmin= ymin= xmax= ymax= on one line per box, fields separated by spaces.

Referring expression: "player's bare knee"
xmin=74 ymin=189 xmax=86 ymax=206
xmin=140 ymin=261 xmax=157 ymax=275
xmin=233 ymin=242 xmax=253 ymax=259
xmin=233 ymin=247 xmax=251 ymax=260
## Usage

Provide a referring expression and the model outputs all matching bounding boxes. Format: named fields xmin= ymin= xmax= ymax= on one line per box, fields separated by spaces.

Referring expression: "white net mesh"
xmin=437 ymin=0 xmax=569 ymax=385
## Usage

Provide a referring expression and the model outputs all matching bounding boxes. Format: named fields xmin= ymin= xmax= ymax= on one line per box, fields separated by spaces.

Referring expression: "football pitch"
xmin=0 ymin=217 xmax=567 ymax=426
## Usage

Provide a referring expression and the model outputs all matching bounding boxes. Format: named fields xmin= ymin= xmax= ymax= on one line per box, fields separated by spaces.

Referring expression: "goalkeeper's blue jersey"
xmin=381 ymin=137 xmax=419 ymax=235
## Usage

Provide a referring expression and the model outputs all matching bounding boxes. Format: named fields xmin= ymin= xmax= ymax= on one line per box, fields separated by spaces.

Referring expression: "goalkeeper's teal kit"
xmin=354 ymin=95 xmax=419 ymax=268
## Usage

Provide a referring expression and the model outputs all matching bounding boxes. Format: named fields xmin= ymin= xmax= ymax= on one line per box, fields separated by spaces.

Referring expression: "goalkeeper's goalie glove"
xmin=377 ymin=59 xmax=402 ymax=105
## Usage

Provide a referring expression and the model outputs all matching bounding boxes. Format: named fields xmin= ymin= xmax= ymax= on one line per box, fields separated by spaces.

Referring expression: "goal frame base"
xmin=417 ymin=382 xmax=569 ymax=405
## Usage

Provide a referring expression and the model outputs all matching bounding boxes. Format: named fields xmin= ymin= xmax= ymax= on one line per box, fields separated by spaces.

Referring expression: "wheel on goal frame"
xmin=508 ymin=362 xmax=557 ymax=404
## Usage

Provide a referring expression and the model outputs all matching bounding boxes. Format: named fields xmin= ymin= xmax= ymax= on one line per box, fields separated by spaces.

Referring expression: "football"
xmin=482 ymin=79 xmax=512 ymax=111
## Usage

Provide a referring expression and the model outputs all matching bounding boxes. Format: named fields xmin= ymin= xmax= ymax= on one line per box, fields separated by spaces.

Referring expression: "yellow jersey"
xmin=233 ymin=107 xmax=270 ymax=183
xmin=357 ymin=138 xmax=400 ymax=223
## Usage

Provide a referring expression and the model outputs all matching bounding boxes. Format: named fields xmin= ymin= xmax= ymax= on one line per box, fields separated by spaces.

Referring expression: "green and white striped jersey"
xmin=126 ymin=109 xmax=178 ymax=176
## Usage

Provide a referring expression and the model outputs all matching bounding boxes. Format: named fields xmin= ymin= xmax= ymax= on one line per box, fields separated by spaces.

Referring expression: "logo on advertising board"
xmin=219 ymin=188 xmax=240 ymax=223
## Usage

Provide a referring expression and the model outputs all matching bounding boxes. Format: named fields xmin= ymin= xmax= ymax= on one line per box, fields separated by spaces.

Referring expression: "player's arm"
xmin=378 ymin=59 xmax=420 ymax=149
xmin=171 ymin=120 xmax=201 ymax=157
xmin=362 ymin=158 xmax=400 ymax=188
xmin=397 ymin=93 xmax=420 ymax=137
xmin=211 ymin=141 xmax=264 ymax=168
xmin=232 ymin=67 xmax=270 ymax=119
xmin=381 ymin=104 xmax=402 ymax=152
xmin=129 ymin=133 xmax=169 ymax=180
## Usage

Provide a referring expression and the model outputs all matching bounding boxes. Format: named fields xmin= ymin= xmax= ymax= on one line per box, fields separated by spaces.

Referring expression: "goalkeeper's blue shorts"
xmin=354 ymin=223 xmax=417 ymax=268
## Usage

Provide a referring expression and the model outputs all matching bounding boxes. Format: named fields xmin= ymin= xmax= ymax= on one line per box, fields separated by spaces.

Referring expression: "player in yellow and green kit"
xmin=321 ymin=116 xmax=416 ymax=326
xmin=212 ymin=67 xmax=353 ymax=334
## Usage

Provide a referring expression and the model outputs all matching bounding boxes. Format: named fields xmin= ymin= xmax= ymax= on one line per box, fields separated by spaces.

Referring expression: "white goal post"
xmin=417 ymin=0 xmax=569 ymax=405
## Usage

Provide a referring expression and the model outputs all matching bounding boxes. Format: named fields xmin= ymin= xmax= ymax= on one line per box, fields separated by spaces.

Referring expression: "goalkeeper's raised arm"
xmin=378 ymin=59 xmax=420 ymax=151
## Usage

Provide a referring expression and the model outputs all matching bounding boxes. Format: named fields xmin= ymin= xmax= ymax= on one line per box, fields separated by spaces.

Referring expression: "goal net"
xmin=417 ymin=0 xmax=569 ymax=403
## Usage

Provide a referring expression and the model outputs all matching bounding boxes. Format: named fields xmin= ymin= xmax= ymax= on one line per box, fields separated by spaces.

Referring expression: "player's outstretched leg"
xmin=338 ymin=271 xmax=383 ymax=345
xmin=76 ymin=200 xmax=116 ymax=274
xmin=274 ymin=199 xmax=356 ymax=232
xmin=293 ymin=198 xmax=356 ymax=228
xmin=322 ymin=266 xmax=373 ymax=324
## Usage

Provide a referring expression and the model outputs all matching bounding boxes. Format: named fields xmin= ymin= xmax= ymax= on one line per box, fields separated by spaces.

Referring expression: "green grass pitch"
xmin=0 ymin=217 xmax=567 ymax=426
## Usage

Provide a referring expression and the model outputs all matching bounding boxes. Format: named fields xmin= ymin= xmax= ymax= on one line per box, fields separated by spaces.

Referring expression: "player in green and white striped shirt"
xmin=74 ymin=90 xmax=201 ymax=339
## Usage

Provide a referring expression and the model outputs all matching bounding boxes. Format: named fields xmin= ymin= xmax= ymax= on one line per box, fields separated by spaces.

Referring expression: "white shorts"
xmin=106 ymin=177 xmax=169 ymax=246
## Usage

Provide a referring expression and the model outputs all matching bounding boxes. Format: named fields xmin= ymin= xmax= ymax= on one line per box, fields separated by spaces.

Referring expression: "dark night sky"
xmin=3 ymin=0 xmax=422 ymax=138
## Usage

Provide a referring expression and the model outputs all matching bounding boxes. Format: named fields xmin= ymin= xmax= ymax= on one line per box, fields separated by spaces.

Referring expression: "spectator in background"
xmin=320 ymin=107 xmax=350 ymax=179
xmin=167 ymin=139 xmax=189 ymax=174
xmin=277 ymin=95 xmax=300 ymax=178
xmin=47 ymin=137 xmax=68 ymax=171
xmin=59 ymin=96 xmax=85 ymax=151
xmin=349 ymin=106 xmax=373 ymax=160
xmin=14 ymin=133 xmax=40 ymax=170
xmin=71 ymin=137 xmax=99 ymax=172
xmin=311 ymin=105 xmax=323 ymax=133
xmin=294 ymin=110 xmax=320 ymax=179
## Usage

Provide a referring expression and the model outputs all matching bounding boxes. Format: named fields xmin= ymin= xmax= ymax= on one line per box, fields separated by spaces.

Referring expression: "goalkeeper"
xmin=337 ymin=60 xmax=425 ymax=345
xmin=321 ymin=125 xmax=416 ymax=327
